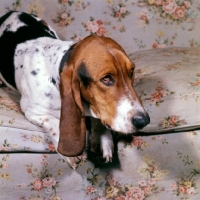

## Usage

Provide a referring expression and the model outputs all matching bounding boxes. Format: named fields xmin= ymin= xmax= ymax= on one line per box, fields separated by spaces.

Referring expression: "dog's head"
xmin=58 ymin=35 xmax=150 ymax=156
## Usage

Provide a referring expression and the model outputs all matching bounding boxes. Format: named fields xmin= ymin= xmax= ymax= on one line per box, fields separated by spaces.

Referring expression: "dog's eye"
xmin=130 ymin=67 xmax=135 ymax=78
xmin=101 ymin=75 xmax=114 ymax=86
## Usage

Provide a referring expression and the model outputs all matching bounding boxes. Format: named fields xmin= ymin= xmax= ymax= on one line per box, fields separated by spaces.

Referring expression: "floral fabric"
xmin=131 ymin=47 xmax=200 ymax=133
xmin=1 ymin=0 xmax=200 ymax=199
xmin=0 ymin=0 xmax=200 ymax=54
xmin=1 ymin=132 xmax=200 ymax=200
xmin=1 ymin=47 xmax=200 ymax=199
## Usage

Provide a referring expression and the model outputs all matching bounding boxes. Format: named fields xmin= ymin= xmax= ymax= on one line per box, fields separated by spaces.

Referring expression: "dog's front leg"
xmin=24 ymin=109 xmax=84 ymax=169
xmin=90 ymin=117 xmax=114 ymax=162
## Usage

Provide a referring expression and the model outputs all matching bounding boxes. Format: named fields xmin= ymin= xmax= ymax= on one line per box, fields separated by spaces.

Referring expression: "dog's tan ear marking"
xmin=58 ymin=63 xmax=86 ymax=157
xmin=40 ymin=20 xmax=48 ymax=27
xmin=77 ymin=62 xmax=93 ymax=88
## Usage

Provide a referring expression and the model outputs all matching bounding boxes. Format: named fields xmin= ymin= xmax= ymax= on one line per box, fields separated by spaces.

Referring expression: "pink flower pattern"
xmin=0 ymin=1 xmax=200 ymax=199
xmin=125 ymin=187 xmax=145 ymax=200
xmin=172 ymin=169 xmax=198 ymax=197
xmin=142 ymin=0 xmax=193 ymax=24
xmin=33 ymin=179 xmax=43 ymax=191
xmin=85 ymin=157 xmax=168 ymax=200
xmin=42 ymin=177 xmax=56 ymax=188
xmin=148 ymin=85 xmax=175 ymax=106
xmin=0 ymin=97 xmax=22 ymax=113
xmin=23 ymin=155 xmax=59 ymax=197
xmin=162 ymin=0 xmax=178 ymax=14
xmin=159 ymin=115 xmax=187 ymax=128
xmin=84 ymin=18 xmax=108 ymax=36
xmin=111 ymin=3 xmax=130 ymax=22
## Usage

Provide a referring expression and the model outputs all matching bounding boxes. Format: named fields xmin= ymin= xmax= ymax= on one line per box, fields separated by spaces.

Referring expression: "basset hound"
xmin=0 ymin=11 xmax=150 ymax=169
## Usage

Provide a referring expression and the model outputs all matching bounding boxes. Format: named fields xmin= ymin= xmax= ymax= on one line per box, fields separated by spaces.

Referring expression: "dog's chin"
xmin=104 ymin=123 xmax=137 ymax=135
xmin=100 ymin=118 xmax=139 ymax=134
xmin=115 ymin=130 xmax=136 ymax=135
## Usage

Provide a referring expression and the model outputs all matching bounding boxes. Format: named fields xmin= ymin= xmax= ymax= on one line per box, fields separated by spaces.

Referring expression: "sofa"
xmin=1 ymin=0 xmax=200 ymax=200
xmin=1 ymin=47 xmax=200 ymax=199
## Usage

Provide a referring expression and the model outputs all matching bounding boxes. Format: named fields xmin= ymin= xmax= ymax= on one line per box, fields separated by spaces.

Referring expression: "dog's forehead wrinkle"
xmin=107 ymin=49 xmax=128 ymax=88
xmin=107 ymin=49 xmax=136 ymax=106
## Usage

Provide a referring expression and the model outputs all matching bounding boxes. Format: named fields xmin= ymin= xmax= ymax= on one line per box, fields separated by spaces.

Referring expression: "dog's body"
xmin=0 ymin=11 xmax=150 ymax=168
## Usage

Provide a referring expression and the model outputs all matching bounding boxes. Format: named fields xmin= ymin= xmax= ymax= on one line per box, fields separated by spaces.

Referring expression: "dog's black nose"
xmin=132 ymin=112 xmax=150 ymax=130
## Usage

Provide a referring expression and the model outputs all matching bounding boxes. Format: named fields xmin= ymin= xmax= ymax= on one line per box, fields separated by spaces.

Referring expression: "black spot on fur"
xmin=45 ymin=92 xmax=53 ymax=98
xmin=17 ymin=49 xmax=24 ymax=55
xmin=50 ymin=77 xmax=56 ymax=85
xmin=31 ymin=70 xmax=37 ymax=75
xmin=78 ymin=62 xmax=92 ymax=87
xmin=6 ymin=24 xmax=11 ymax=30
xmin=20 ymin=65 xmax=23 ymax=68
xmin=54 ymin=58 xmax=58 ymax=65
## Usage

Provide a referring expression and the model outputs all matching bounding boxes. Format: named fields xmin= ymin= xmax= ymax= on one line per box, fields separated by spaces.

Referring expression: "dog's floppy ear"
xmin=58 ymin=62 xmax=86 ymax=157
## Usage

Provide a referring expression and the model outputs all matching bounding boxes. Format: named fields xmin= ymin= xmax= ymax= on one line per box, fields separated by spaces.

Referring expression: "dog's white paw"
xmin=101 ymin=133 xmax=114 ymax=163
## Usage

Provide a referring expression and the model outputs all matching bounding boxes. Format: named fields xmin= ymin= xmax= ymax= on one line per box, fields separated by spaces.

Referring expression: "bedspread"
xmin=1 ymin=47 xmax=200 ymax=200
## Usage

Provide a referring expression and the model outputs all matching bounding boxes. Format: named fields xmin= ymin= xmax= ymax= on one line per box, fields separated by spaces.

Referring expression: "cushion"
xmin=130 ymin=47 xmax=200 ymax=133
xmin=0 ymin=87 xmax=53 ymax=152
